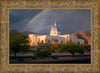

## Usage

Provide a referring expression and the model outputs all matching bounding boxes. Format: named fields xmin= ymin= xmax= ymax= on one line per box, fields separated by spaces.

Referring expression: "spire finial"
xmin=54 ymin=21 xmax=56 ymax=26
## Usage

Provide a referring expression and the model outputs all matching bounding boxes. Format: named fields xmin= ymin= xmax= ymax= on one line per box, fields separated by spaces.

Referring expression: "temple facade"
xmin=28 ymin=22 xmax=84 ymax=46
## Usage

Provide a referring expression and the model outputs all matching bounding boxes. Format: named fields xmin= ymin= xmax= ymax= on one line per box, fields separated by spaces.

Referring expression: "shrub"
xmin=52 ymin=42 xmax=60 ymax=49
xmin=35 ymin=51 xmax=51 ymax=58
xmin=58 ymin=43 xmax=84 ymax=56
xmin=82 ymin=44 xmax=91 ymax=52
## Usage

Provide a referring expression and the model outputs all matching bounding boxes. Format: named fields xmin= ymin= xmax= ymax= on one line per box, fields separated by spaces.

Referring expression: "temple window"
xmin=51 ymin=38 xmax=53 ymax=42
xmin=42 ymin=40 xmax=44 ymax=43
xmin=77 ymin=41 xmax=80 ymax=44
xmin=54 ymin=39 xmax=58 ymax=42
xmin=37 ymin=38 xmax=40 ymax=42
xmin=48 ymin=40 xmax=50 ymax=43
xmin=61 ymin=41 xmax=63 ymax=44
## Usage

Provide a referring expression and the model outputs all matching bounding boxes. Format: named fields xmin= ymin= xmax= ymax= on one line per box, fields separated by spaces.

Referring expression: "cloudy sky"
xmin=10 ymin=9 xmax=90 ymax=34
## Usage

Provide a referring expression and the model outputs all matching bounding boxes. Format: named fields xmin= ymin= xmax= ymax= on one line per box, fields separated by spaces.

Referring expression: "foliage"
xmin=58 ymin=43 xmax=84 ymax=56
xmin=34 ymin=40 xmax=87 ymax=57
xmin=51 ymin=38 xmax=53 ymax=42
xmin=67 ymin=44 xmax=84 ymax=56
xmin=81 ymin=44 xmax=91 ymax=52
xmin=36 ymin=43 xmax=54 ymax=52
xmin=58 ymin=44 xmax=68 ymax=53
xmin=52 ymin=42 xmax=60 ymax=49
xmin=43 ymin=43 xmax=54 ymax=52
xmin=66 ymin=41 xmax=76 ymax=45
xmin=35 ymin=50 xmax=51 ymax=58
xmin=10 ymin=33 xmax=30 ymax=59
xmin=20 ymin=45 xmax=30 ymax=54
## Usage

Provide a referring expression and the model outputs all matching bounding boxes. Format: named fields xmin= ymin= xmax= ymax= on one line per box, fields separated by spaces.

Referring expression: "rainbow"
xmin=23 ymin=9 xmax=46 ymax=31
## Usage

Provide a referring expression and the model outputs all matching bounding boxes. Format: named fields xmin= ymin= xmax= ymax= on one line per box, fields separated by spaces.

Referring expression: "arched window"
xmin=45 ymin=38 xmax=47 ymax=43
xmin=77 ymin=41 xmax=80 ymax=44
xmin=38 ymin=38 xmax=40 ymax=42
xmin=70 ymin=37 xmax=72 ymax=41
xmin=48 ymin=40 xmax=50 ymax=43
xmin=42 ymin=40 xmax=44 ymax=43
xmin=61 ymin=41 xmax=63 ymax=44
xmin=54 ymin=39 xmax=58 ymax=42
xmin=51 ymin=38 xmax=53 ymax=42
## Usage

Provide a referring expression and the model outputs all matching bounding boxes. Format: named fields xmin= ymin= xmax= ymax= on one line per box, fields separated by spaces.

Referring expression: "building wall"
xmin=37 ymin=35 xmax=47 ymax=43
xmin=28 ymin=34 xmax=38 ymax=46
xmin=60 ymin=34 xmax=70 ymax=41
xmin=47 ymin=36 xmax=65 ymax=44
xmin=72 ymin=39 xmax=84 ymax=44
xmin=28 ymin=34 xmax=85 ymax=46
xmin=37 ymin=35 xmax=65 ymax=44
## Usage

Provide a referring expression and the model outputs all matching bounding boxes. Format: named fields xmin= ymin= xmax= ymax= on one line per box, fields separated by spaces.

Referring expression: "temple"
xmin=28 ymin=21 xmax=84 ymax=46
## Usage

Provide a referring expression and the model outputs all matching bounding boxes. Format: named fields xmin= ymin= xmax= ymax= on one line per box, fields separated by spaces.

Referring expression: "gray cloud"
xmin=10 ymin=9 xmax=90 ymax=34
xmin=10 ymin=9 xmax=43 ymax=31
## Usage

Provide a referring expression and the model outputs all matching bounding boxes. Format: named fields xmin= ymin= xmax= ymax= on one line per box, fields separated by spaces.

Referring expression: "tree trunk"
xmin=14 ymin=51 xmax=16 ymax=60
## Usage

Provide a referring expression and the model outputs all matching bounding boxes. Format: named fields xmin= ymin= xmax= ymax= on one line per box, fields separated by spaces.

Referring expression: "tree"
xmin=58 ymin=44 xmax=69 ymax=53
xmin=67 ymin=44 xmax=76 ymax=56
xmin=63 ymin=44 xmax=77 ymax=56
xmin=67 ymin=44 xmax=84 ymax=56
xmin=52 ymin=42 xmax=60 ymax=51
xmin=36 ymin=43 xmax=54 ymax=52
xmin=82 ymin=44 xmax=91 ymax=52
xmin=10 ymin=33 xmax=30 ymax=60
xmin=58 ymin=43 xmax=84 ymax=56
xmin=20 ymin=45 xmax=30 ymax=54
xmin=34 ymin=50 xmax=51 ymax=58
xmin=75 ymin=44 xmax=84 ymax=55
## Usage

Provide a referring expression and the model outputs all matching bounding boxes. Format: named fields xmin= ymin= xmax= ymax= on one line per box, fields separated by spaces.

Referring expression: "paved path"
xmin=10 ymin=55 xmax=90 ymax=64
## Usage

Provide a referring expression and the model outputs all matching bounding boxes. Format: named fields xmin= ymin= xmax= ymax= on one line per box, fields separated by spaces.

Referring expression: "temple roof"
xmin=51 ymin=21 xmax=60 ymax=32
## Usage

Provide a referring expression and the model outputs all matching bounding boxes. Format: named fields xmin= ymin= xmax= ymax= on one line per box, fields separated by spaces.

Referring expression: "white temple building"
xmin=28 ymin=21 xmax=84 ymax=46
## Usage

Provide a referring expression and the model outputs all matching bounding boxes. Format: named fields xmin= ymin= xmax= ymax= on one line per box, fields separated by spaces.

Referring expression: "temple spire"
xmin=54 ymin=21 xmax=56 ymax=26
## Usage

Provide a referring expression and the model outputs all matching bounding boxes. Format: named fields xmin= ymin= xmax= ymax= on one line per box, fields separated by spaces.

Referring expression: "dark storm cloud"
xmin=10 ymin=9 xmax=43 ymax=31
xmin=10 ymin=9 xmax=90 ymax=34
